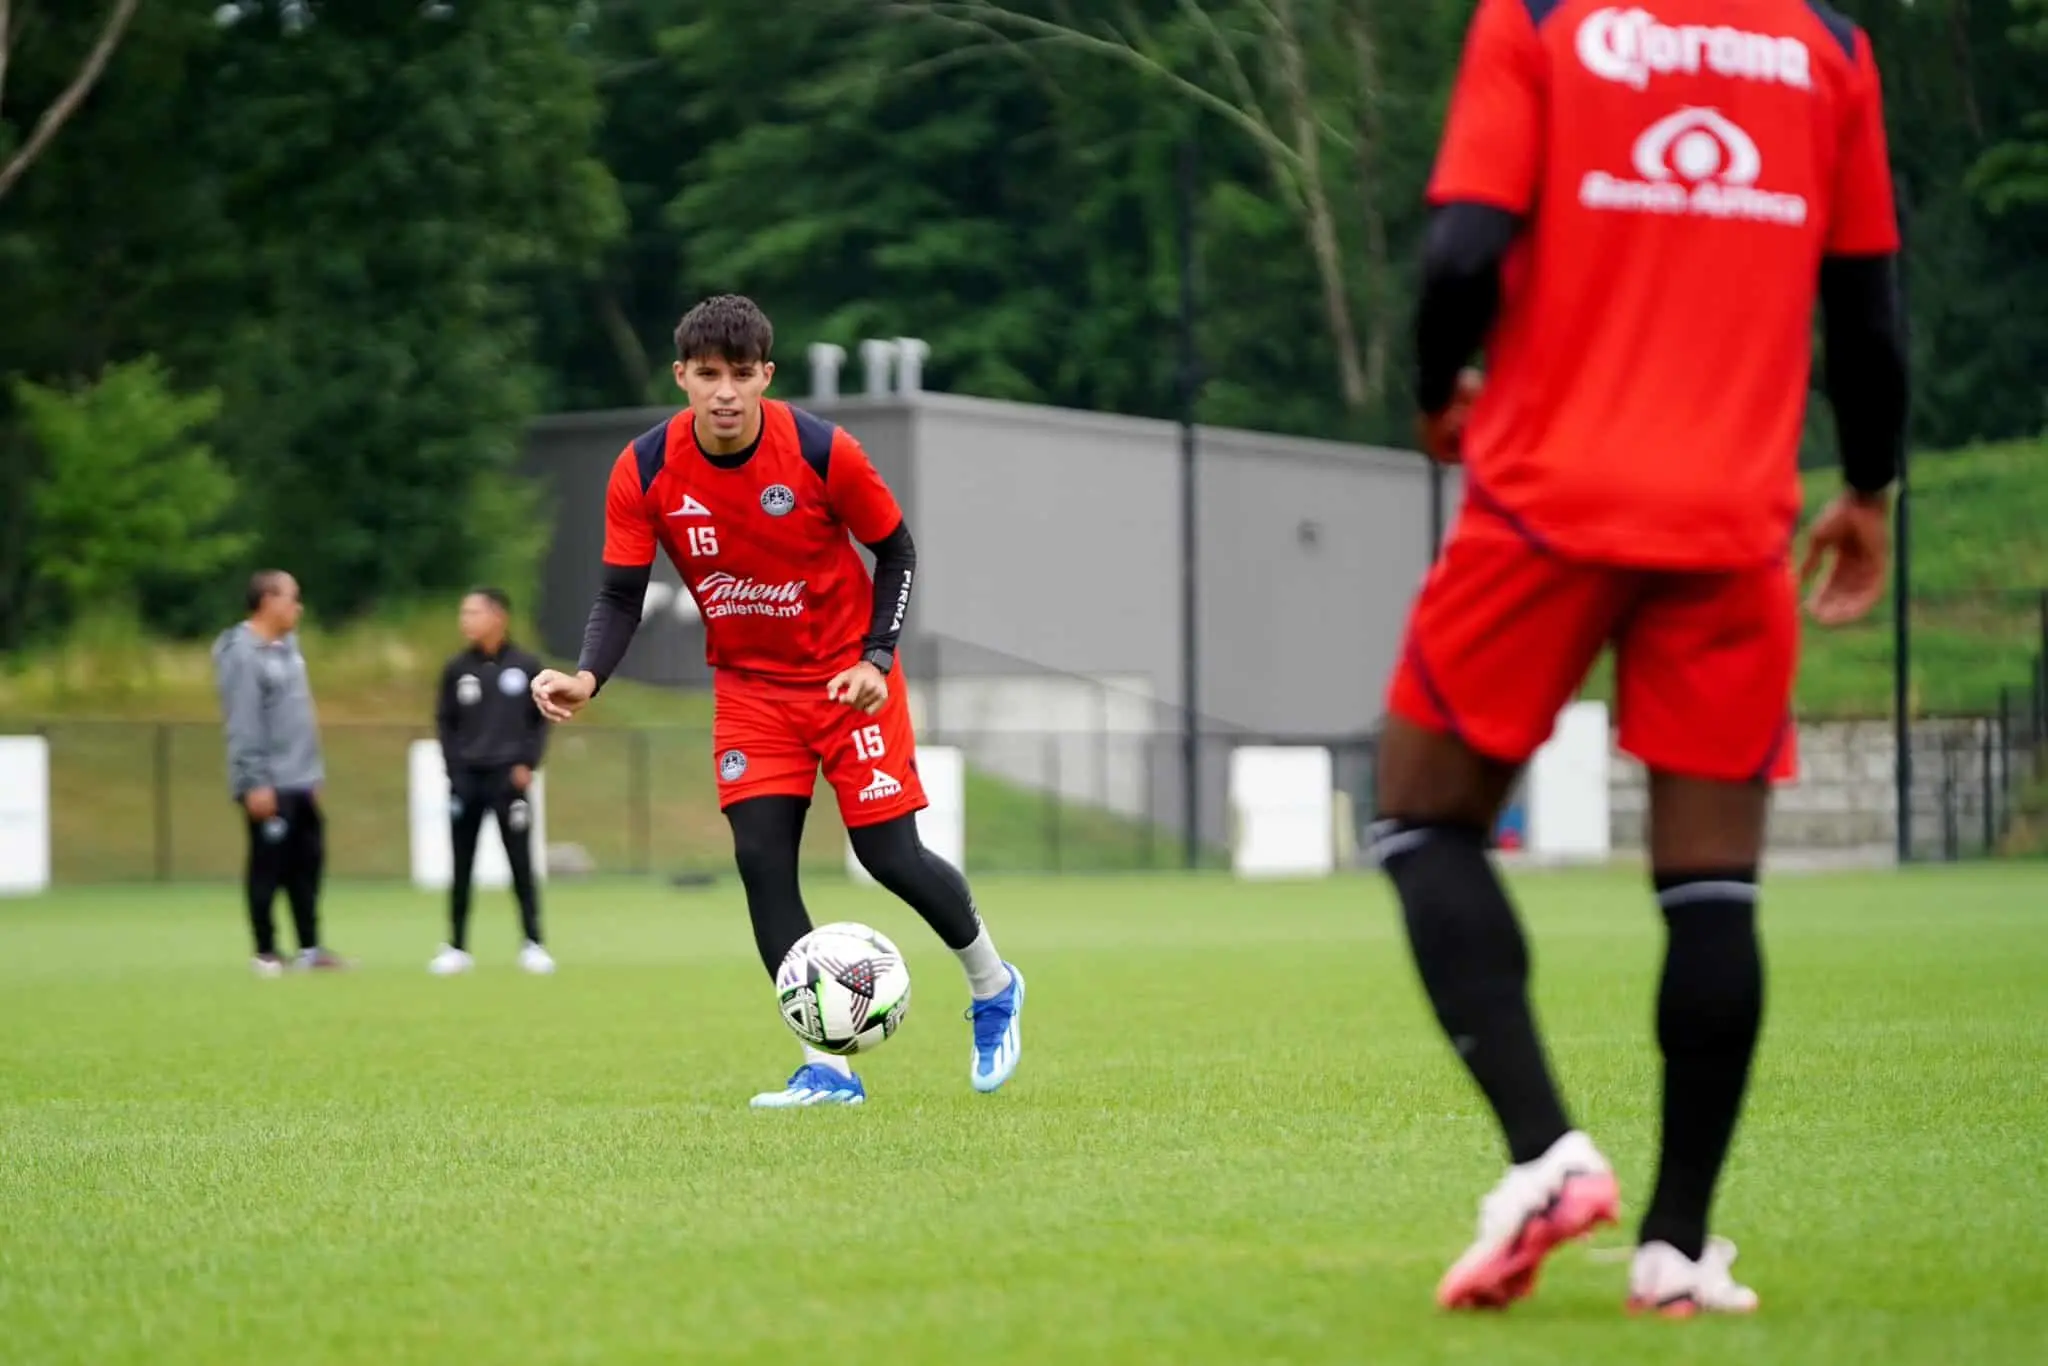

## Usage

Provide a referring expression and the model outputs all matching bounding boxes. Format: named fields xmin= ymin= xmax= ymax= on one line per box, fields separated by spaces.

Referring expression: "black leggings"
xmin=726 ymin=797 xmax=983 ymax=977
xmin=449 ymin=766 xmax=542 ymax=949
xmin=245 ymin=789 xmax=324 ymax=955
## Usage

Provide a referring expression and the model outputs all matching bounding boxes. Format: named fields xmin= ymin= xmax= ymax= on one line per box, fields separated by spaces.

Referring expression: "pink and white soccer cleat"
xmin=1436 ymin=1130 xmax=1621 ymax=1310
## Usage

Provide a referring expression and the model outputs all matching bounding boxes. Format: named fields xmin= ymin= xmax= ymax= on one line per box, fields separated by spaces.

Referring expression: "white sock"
xmin=955 ymin=927 xmax=1012 ymax=1000
xmin=801 ymin=1046 xmax=853 ymax=1079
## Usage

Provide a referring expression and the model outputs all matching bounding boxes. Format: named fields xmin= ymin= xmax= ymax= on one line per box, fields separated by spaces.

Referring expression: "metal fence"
xmin=23 ymin=718 xmax=1382 ymax=885
xmin=1911 ymin=589 xmax=2048 ymax=859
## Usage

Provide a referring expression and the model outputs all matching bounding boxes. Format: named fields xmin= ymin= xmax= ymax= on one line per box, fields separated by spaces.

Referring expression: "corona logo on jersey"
xmin=1581 ymin=108 xmax=1809 ymax=227
xmin=1576 ymin=7 xmax=1812 ymax=91
xmin=696 ymin=572 xmax=807 ymax=621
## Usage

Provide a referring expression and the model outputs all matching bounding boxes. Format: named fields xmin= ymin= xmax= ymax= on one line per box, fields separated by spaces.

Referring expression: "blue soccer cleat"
xmin=749 ymin=1063 xmax=866 ymax=1108
xmin=966 ymin=963 xmax=1026 ymax=1093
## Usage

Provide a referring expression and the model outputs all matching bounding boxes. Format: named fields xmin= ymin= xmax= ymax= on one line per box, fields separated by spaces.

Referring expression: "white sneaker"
xmin=251 ymin=953 xmax=285 ymax=978
xmin=429 ymin=945 xmax=474 ymax=976
xmin=1628 ymin=1237 xmax=1760 ymax=1317
xmin=1436 ymin=1130 xmax=1621 ymax=1310
xmin=518 ymin=941 xmax=556 ymax=975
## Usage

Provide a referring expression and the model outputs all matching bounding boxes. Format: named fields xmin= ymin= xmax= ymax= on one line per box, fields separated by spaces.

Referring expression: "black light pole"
xmin=1892 ymin=174 xmax=1914 ymax=865
xmin=1178 ymin=133 xmax=1202 ymax=871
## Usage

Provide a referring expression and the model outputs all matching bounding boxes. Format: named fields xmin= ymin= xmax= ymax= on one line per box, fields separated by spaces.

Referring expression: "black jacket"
xmin=436 ymin=643 xmax=549 ymax=772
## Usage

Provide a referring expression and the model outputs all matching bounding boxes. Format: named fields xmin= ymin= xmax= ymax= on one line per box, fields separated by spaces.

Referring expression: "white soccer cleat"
xmin=1628 ymin=1237 xmax=1760 ymax=1317
xmin=1436 ymin=1129 xmax=1621 ymax=1310
xmin=428 ymin=945 xmax=474 ymax=976
xmin=251 ymin=953 xmax=285 ymax=978
xmin=518 ymin=941 xmax=556 ymax=975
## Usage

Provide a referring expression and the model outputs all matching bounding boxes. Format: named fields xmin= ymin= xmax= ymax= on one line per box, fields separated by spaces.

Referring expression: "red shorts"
xmin=1387 ymin=515 xmax=1799 ymax=784
xmin=711 ymin=676 xmax=928 ymax=827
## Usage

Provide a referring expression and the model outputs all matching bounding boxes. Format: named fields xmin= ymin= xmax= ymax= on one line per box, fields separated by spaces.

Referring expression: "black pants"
xmin=246 ymin=789 xmax=324 ymax=956
xmin=449 ymin=766 xmax=542 ymax=949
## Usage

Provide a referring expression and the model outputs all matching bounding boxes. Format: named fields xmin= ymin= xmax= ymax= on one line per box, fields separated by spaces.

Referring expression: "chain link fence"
xmin=23 ymin=717 xmax=1383 ymax=885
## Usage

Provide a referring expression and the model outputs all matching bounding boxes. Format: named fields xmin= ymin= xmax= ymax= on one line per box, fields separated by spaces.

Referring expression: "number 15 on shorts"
xmin=853 ymin=724 xmax=886 ymax=760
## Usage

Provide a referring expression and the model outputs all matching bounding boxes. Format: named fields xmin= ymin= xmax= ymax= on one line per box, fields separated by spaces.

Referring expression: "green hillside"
xmin=1797 ymin=438 xmax=2048 ymax=717
xmin=1583 ymin=437 xmax=2048 ymax=718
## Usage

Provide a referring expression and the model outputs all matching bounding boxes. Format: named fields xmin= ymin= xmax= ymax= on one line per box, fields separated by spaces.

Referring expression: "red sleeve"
xmin=601 ymin=447 xmax=658 ymax=566
xmin=1426 ymin=0 xmax=1546 ymax=213
xmin=1825 ymin=33 xmax=1901 ymax=256
xmin=824 ymin=428 xmax=904 ymax=545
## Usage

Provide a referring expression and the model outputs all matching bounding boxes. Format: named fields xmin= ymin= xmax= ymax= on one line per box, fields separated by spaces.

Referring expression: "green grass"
xmin=2 ymin=868 xmax=2045 ymax=1365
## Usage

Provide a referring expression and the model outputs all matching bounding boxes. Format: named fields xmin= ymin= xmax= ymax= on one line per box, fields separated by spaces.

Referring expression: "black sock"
xmin=848 ymin=815 xmax=982 ymax=950
xmin=726 ymin=797 xmax=815 ymax=977
xmin=1375 ymin=821 xmax=1573 ymax=1165
xmin=1640 ymin=871 xmax=1765 ymax=1261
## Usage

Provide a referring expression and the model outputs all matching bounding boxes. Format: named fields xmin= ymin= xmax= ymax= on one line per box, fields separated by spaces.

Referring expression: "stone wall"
xmin=1608 ymin=718 xmax=2036 ymax=861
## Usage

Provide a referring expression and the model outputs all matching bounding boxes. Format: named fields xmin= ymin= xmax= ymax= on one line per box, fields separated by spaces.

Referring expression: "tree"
xmin=0 ymin=0 xmax=140 ymax=202
xmin=1969 ymin=0 xmax=2048 ymax=216
xmin=14 ymin=358 xmax=249 ymax=624
xmin=881 ymin=0 xmax=1455 ymax=429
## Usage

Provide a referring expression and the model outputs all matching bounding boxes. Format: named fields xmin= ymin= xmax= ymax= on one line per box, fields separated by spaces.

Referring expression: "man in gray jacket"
xmin=212 ymin=569 xmax=347 ymax=975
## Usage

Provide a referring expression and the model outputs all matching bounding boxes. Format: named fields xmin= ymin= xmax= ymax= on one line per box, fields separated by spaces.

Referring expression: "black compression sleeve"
xmin=1819 ymin=253 xmax=1908 ymax=496
xmin=861 ymin=521 xmax=915 ymax=670
xmin=1414 ymin=202 xmax=1522 ymax=415
xmin=575 ymin=562 xmax=650 ymax=692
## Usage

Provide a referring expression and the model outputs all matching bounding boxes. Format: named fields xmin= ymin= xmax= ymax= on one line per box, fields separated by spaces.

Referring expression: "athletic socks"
xmin=1372 ymin=820 xmax=1574 ymax=1165
xmin=955 ymin=927 xmax=1013 ymax=1000
xmin=1641 ymin=871 xmax=1765 ymax=1261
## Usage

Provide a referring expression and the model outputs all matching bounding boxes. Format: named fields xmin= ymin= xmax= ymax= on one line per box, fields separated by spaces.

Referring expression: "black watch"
xmin=861 ymin=646 xmax=895 ymax=675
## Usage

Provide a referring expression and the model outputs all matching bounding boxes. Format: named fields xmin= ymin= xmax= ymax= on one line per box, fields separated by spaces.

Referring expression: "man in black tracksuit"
xmin=430 ymin=587 xmax=552 ymax=975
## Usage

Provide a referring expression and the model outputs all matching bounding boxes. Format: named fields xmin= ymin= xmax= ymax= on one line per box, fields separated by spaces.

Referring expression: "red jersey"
xmin=600 ymin=399 xmax=904 ymax=688
xmin=1430 ymin=0 xmax=1900 ymax=569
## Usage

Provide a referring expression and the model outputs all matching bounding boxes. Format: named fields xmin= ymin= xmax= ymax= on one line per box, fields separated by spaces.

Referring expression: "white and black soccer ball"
xmin=775 ymin=922 xmax=912 ymax=1056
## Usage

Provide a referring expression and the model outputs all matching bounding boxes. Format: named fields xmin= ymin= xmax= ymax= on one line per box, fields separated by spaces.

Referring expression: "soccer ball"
xmin=774 ymin=922 xmax=913 ymax=1056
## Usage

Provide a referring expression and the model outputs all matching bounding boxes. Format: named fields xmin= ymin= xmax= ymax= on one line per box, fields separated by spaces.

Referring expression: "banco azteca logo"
xmin=1580 ymin=107 xmax=1808 ymax=228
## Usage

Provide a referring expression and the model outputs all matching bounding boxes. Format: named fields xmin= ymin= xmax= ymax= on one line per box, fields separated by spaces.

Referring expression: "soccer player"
xmin=529 ymin=294 xmax=1025 ymax=1108
xmin=430 ymin=587 xmax=553 ymax=976
xmin=1377 ymin=0 xmax=1905 ymax=1315
xmin=212 ymin=570 xmax=348 ymax=975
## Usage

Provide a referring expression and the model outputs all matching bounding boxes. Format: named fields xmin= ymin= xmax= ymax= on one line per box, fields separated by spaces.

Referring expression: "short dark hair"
xmin=467 ymin=585 xmax=511 ymax=614
xmin=674 ymin=294 xmax=774 ymax=365
xmin=246 ymin=569 xmax=290 ymax=613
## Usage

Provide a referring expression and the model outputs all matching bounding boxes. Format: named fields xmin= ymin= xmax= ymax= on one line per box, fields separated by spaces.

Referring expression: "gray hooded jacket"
xmin=211 ymin=622 xmax=325 ymax=799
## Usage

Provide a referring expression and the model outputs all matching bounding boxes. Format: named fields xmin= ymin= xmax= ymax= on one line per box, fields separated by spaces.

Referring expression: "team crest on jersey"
xmin=499 ymin=667 xmax=529 ymax=696
xmin=719 ymin=749 xmax=748 ymax=782
xmin=760 ymin=484 xmax=796 ymax=517
xmin=456 ymin=673 xmax=482 ymax=706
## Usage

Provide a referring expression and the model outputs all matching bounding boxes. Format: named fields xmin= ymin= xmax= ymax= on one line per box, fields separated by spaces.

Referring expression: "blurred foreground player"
xmin=212 ymin=570 xmax=348 ymax=975
xmin=1377 ymin=0 xmax=1906 ymax=1315
xmin=431 ymin=588 xmax=553 ymax=976
xmin=530 ymin=295 xmax=1025 ymax=1107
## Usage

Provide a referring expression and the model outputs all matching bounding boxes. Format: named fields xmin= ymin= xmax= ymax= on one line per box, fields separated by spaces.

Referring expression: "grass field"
xmin=3 ymin=867 xmax=2044 ymax=1365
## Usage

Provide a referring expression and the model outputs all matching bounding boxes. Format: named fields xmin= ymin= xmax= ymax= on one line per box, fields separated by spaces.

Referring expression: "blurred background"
xmin=2 ymin=0 xmax=2045 ymax=886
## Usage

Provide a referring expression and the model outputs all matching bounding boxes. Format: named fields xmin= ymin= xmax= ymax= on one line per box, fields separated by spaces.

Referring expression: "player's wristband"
xmin=862 ymin=646 xmax=895 ymax=675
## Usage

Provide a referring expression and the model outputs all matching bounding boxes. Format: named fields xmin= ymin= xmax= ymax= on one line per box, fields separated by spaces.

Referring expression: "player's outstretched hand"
xmin=827 ymin=662 xmax=889 ymax=716
xmin=531 ymin=668 xmax=596 ymax=724
xmin=1419 ymin=367 xmax=1483 ymax=465
xmin=1799 ymin=491 xmax=1891 ymax=627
